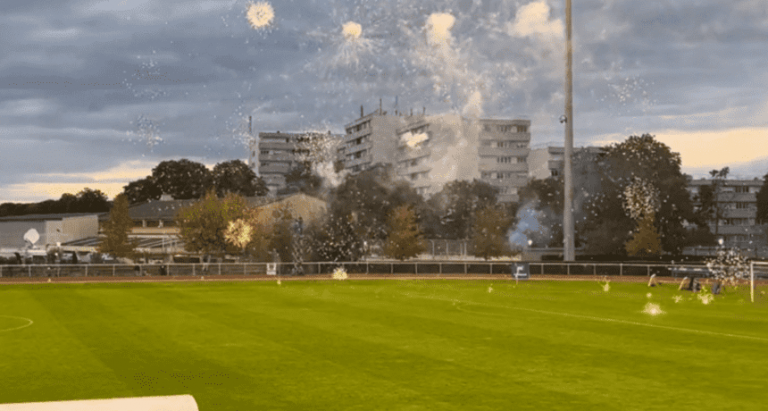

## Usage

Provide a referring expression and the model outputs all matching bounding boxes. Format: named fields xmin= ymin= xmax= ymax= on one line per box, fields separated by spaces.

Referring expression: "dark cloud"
xmin=1 ymin=0 xmax=767 ymax=202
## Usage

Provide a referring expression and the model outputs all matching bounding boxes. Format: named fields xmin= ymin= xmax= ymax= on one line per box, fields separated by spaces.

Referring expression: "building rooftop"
xmin=0 ymin=213 xmax=100 ymax=222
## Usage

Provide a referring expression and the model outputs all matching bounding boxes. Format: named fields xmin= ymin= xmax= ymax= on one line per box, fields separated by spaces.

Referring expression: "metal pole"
xmin=563 ymin=0 xmax=575 ymax=262
xmin=620 ymin=263 xmax=623 ymax=276
xmin=750 ymin=261 xmax=754 ymax=303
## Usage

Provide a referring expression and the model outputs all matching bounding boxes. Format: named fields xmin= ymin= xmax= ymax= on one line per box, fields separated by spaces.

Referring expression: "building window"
xmin=411 ymin=173 xmax=418 ymax=180
xmin=481 ymin=140 xmax=492 ymax=147
xmin=498 ymin=157 xmax=512 ymax=164
xmin=517 ymin=156 xmax=527 ymax=163
xmin=735 ymin=186 xmax=749 ymax=193
xmin=551 ymin=169 xmax=560 ymax=177
xmin=483 ymin=125 xmax=492 ymax=132
xmin=517 ymin=125 xmax=528 ymax=133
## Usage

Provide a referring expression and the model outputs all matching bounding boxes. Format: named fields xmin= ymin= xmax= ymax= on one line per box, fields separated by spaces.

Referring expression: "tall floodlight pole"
xmin=563 ymin=0 xmax=575 ymax=261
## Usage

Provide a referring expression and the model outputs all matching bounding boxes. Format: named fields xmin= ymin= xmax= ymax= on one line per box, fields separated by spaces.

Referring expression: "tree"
xmin=309 ymin=212 xmax=365 ymax=262
xmin=383 ymin=205 xmax=426 ymax=260
xmin=472 ymin=205 xmax=513 ymax=260
xmin=152 ymin=159 xmax=212 ymax=200
xmin=73 ymin=188 xmax=111 ymax=213
xmin=756 ymin=172 xmax=768 ymax=224
xmin=328 ymin=166 xmax=425 ymax=243
xmin=697 ymin=167 xmax=731 ymax=239
xmin=282 ymin=162 xmax=323 ymax=196
xmin=98 ymin=194 xmax=137 ymax=259
xmin=175 ymin=190 xmax=249 ymax=259
xmin=123 ymin=176 xmax=162 ymax=204
xmin=578 ymin=134 xmax=700 ymax=256
xmin=518 ymin=178 xmax=564 ymax=247
xmin=212 ymin=160 xmax=268 ymax=197
xmin=425 ymin=180 xmax=498 ymax=240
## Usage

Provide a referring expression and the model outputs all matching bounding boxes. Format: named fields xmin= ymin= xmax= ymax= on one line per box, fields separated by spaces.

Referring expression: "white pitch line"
xmin=411 ymin=293 xmax=768 ymax=343
xmin=0 ymin=315 xmax=34 ymax=333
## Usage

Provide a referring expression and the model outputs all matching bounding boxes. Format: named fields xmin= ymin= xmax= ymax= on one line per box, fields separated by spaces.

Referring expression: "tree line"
xmin=0 ymin=159 xmax=269 ymax=218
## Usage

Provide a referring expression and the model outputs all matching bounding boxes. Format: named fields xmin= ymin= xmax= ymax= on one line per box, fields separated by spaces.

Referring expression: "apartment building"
xmin=249 ymin=131 xmax=340 ymax=195
xmin=394 ymin=114 xmax=531 ymax=203
xmin=339 ymin=106 xmax=405 ymax=174
xmin=687 ymin=178 xmax=767 ymax=250
xmin=527 ymin=145 xmax=604 ymax=180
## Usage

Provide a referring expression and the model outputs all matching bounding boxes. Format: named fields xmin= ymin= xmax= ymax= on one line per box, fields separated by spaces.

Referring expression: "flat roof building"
xmin=394 ymin=114 xmax=531 ymax=202
xmin=687 ymin=178 xmax=767 ymax=250
xmin=250 ymin=131 xmax=341 ymax=195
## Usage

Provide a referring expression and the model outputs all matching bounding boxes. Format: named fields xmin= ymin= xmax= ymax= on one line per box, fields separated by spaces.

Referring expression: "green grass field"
xmin=1 ymin=278 xmax=767 ymax=410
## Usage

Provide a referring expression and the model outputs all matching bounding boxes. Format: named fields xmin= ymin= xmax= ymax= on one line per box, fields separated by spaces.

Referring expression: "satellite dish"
xmin=23 ymin=228 xmax=40 ymax=245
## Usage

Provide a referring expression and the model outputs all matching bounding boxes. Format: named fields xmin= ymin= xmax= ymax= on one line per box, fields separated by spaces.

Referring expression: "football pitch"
xmin=1 ymin=278 xmax=766 ymax=410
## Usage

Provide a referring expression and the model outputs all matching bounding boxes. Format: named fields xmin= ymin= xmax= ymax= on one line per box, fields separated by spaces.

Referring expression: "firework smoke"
xmin=642 ymin=302 xmax=664 ymax=316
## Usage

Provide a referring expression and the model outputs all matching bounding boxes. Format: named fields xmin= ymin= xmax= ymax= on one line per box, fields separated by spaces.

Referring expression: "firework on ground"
xmin=488 ymin=286 xmax=493 ymax=293
xmin=698 ymin=293 xmax=715 ymax=305
xmin=646 ymin=292 xmax=652 ymax=298
xmin=332 ymin=267 xmax=348 ymax=280
xmin=642 ymin=302 xmax=664 ymax=316
xmin=673 ymin=295 xmax=683 ymax=303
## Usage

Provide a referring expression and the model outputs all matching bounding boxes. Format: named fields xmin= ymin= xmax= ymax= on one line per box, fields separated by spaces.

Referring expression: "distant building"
xmin=687 ymin=178 xmax=767 ymax=250
xmin=527 ymin=145 xmax=604 ymax=180
xmin=340 ymin=106 xmax=405 ymax=174
xmin=250 ymin=131 xmax=341 ymax=195
xmin=394 ymin=114 xmax=531 ymax=202
xmin=0 ymin=213 xmax=98 ymax=250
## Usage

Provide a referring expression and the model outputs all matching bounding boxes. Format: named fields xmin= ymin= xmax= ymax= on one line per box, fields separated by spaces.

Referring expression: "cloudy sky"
xmin=2 ymin=0 xmax=767 ymax=203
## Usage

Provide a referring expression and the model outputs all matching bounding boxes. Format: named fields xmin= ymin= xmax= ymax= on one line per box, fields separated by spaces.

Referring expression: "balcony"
xmin=259 ymin=163 xmax=291 ymax=174
xmin=259 ymin=141 xmax=294 ymax=151
xmin=477 ymin=146 xmax=529 ymax=157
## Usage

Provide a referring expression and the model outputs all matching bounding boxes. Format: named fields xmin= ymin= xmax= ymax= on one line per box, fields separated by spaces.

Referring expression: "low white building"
xmin=0 ymin=213 xmax=99 ymax=251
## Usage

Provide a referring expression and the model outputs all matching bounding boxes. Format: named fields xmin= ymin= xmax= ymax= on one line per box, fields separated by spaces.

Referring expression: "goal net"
xmin=750 ymin=261 xmax=768 ymax=303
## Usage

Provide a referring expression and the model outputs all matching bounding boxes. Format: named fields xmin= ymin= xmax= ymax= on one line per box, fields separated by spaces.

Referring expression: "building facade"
xmin=687 ymin=178 xmax=767 ymax=250
xmin=340 ymin=107 xmax=405 ymax=174
xmin=527 ymin=145 xmax=604 ymax=180
xmin=394 ymin=114 xmax=530 ymax=202
xmin=0 ymin=213 xmax=98 ymax=250
xmin=250 ymin=131 xmax=340 ymax=195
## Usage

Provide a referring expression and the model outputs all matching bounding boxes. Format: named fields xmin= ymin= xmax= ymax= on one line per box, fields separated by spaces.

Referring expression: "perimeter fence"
xmin=2 ymin=261 xmax=767 ymax=280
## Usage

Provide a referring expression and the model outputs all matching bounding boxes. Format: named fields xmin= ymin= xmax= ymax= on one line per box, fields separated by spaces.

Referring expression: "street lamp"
xmin=563 ymin=0 xmax=576 ymax=261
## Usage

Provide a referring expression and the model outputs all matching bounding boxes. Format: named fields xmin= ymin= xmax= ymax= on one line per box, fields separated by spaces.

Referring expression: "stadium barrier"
xmin=0 ymin=395 xmax=198 ymax=411
xmin=2 ymin=261 xmax=766 ymax=280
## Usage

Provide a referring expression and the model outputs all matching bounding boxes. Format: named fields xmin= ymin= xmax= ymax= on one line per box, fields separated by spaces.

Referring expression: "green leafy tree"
xmin=282 ymin=162 xmax=323 ymax=196
xmin=309 ymin=212 xmax=365 ymax=262
xmin=212 ymin=160 xmax=268 ymax=197
xmin=73 ymin=188 xmax=111 ymax=213
xmin=383 ymin=205 xmax=426 ymax=260
xmin=425 ymin=180 xmax=498 ymax=240
xmin=153 ymin=159 xmax=213 ymax=200
xmin=328 ymin=166 xmax=425 ymax=243
xmin=625 ymin=213 xmax=662 ymax=257
xmin=123 ymin=176 xmax=162 ymax=204
xmin=579 ymin=134 xmax=700 ymax=256
xmin=98 ymin=194 xmax=137 ymax=259
xmin=756 ymin=172 xmax=768 ymax=224
xmin=175 ymin=190 xmax=249 ymax=260
xmin=472 ymin=205 xmax=513 ymax=260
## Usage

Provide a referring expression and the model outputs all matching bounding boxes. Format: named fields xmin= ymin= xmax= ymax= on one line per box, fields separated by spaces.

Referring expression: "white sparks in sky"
xmin=426 ymin=13 xmax=455 ymax=47
xmin=342 ymin=21 xmax=362 ymax=41
xmin=246 ymin=2 xmax=274 ymax=29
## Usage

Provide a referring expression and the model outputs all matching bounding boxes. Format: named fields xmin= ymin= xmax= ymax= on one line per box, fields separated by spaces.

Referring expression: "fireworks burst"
xmin=401 ymin=132 xmax=429 ymax=149
xmin=426 ymin=13 xmax=456 ymax=47
xmin=332 ymin=267 xmax=348 ymax=280
xmin=698 ymin=293 xmax=715 ymax=305
xmin=642 ymin=302 xmax=664 ymax=316
xmin=646 ymin=292 xmax=652 ymax=298
xmin=246 ymin=2 xmax=274 ymax=29
xmin=342 ymin=21 xmax=362 ymax=41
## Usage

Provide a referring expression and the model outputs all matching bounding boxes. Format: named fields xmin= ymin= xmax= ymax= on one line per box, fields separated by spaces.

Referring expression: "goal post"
xmin=750 ymin=260 xmax=768 ymax=304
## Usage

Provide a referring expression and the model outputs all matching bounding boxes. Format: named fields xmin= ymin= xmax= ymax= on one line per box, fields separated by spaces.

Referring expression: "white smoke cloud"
xmin=508 ymin=0 xmax=564 ymax=41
